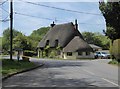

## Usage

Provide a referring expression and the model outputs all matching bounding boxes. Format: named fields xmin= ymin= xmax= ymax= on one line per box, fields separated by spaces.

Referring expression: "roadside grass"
xmin=2 ymin=59 xmax=36 ymax=77
xmin=108 ymin=60 xmax=120 ymax=66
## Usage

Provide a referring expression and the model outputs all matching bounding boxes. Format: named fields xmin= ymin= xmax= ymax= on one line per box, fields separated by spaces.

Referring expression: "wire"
xmin=0 ymin=0 xmax=8 ymax=6
xmin=0 ymin=15 xmax=9 ymax=22
xmin=14 ymin=11 xmax=104 ymax=25
xmin=0 ymin=7 xmax=9 ymax=13
xmin=79 ymin=22 xmax=104 ymax=25
xmin=18 ymin=0 xmax=102 ymax=16
xmin=0 ymin=19 xmax=9 ymax=22
xmin=14 ymin=12 xmax=59 ymax=21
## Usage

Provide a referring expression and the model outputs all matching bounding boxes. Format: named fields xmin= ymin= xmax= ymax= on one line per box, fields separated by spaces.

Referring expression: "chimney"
xmin=50 ymin=21 xmax=55 ymax=27
xmin=75 ymin=19 xmax=78 ymax=30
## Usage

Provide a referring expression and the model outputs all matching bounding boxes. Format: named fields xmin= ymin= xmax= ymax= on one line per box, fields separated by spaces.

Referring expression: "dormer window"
xmin=55 ymin=39 xmax=58 ymax=47
xmin=46 ymin=40 xmax=49 ymax=46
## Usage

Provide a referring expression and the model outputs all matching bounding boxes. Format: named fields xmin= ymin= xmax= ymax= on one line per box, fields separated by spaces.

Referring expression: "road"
xmin=2 ymin=58 xmax=119 ymax=88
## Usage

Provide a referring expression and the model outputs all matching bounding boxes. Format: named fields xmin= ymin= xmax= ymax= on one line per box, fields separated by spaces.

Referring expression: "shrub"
xmin=108 ymin=60 xmax=118 ymax=65
xmin=23 ymin=50 xmax=37 ymax=57
xmin=110 ymin=39 xmax=120 ymax=62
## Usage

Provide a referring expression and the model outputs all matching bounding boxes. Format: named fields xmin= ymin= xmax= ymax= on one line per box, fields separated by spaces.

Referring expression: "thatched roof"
xmin=63 ymin=36 xmax=93 ymax=52
xmin=37 ymin=22 xmax=84 ymax=48
xmin=89 ymin=44 xmax=102 ymax=49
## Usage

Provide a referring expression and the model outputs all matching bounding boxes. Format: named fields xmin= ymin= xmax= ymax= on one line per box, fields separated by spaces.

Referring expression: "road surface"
xmin=2 ymin=58 xmax=119 ymax=88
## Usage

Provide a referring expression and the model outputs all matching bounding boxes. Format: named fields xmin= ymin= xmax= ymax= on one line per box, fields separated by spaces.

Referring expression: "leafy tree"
xmin=13 ymin=34 xmax=31 ymax=50
xmin=82 ymin=32 xmax=110 ymax=49
xmin=30 ymin=27 xmax=50 ymax=37
xmin=2 ymin=28 xmax=22 ymax=51
xmin=105 ymin=26 xmax=117 ymax=43
xmin=99 ymin=1 xmax=120 ymax=40
xmin=3 ymin=28 xmax=22 ymax=39
xmin=29 ymin=27 xmax=50 ymax=50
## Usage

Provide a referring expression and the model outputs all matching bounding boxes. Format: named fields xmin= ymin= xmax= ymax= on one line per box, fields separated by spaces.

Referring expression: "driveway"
xmin=2 ymin=58 xmax=119 ymax=88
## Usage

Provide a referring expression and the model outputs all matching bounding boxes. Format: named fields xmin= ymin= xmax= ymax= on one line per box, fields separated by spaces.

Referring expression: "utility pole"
xmin=10 ymin=0 xmax=13 ymax=60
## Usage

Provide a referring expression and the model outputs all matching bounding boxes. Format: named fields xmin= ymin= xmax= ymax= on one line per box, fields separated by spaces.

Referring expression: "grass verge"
xmin=108 ymin=60 xmax=120 ymax=66
xmin=2 ymin=59 xmax=36 ymax=77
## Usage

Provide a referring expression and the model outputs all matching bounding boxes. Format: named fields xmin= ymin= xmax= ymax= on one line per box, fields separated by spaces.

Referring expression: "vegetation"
xmin=23 ymin=50 xmax=37 ymax=57
xmin=2 ymin=27 xmax=49 ymax=55
xmin=99 ymin=1 xmax=120 ymax=61
xmin=99 ymin=1 xmax=120 ymax=41
xmin=2 ymin=28 xmax=22 ymax=51
xmin=108 ymin=60 xmax=119 ymax=66
xmin=13 ymin=34 xmax=32 ymax=50
xmin=2 ymin=59 xmax=36 ymax=76
xmin=110 ymin=39 xmax=120 ymax=62
xmin=2 ymin=27 xmax=111 ymax=59
xmin=28 ymin=27 xmax=50 ymax=51
xmin=82 ymin=32 xmax=110 ymax=49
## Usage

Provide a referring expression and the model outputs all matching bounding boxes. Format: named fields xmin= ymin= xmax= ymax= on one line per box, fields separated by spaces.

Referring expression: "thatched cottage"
xmin=37 ymin=20 xmax=94 ymax=59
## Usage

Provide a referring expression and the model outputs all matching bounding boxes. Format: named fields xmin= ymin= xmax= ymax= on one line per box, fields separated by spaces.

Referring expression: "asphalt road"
xmin=2 ymin=58 xmax=119 ymax=88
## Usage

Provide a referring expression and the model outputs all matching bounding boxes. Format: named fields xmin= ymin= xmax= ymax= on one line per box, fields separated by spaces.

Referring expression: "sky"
xmin=0 ymin=0 xmax=106 ymax=37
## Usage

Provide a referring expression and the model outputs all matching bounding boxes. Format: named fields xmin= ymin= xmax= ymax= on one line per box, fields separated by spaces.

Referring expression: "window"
xmin=67 ymin=52 xmax=72 ymax=56
xmin=55 ymin=39 xmax=58 ymax=47
xmin=86 ymin=52 xmax=90 ymax=55
xmin=78 ymin=52 xmax=82 ymax=55
xmin=46 ymin=40 xmax=49 ymax=46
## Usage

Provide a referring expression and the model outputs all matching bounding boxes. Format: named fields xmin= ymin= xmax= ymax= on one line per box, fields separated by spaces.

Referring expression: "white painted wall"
xmin=77 ymin=52 xmax=94 ymax=59
xmin=63 ymin=52 xmax=94 ymax=59
xmin=63 ymin=52 xmax=77 ymax=59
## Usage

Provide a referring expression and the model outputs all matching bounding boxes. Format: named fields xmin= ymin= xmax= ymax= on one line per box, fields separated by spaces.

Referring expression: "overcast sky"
xmin=1 ymin=0 xmax=106 ymax=37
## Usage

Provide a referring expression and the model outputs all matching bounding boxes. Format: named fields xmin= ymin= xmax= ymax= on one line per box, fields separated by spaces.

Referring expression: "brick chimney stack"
xmin=75 ymin=19 xmax=78 ymax=30
xmin=51 ymin=21 xmax=55 ymax=27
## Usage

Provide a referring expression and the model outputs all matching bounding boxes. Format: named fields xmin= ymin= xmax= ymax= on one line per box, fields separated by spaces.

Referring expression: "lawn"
xmin=2 ymin=59 xmax=36 ymax=77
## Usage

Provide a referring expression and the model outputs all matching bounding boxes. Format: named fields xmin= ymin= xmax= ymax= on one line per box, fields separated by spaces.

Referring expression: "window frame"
xmin=67 ymin=52 xmax=72 ymax=56
xmin=86 ymin=52 xmax=90 ymax=55
xmin=78 ymin=52 xmax=82 ymax=56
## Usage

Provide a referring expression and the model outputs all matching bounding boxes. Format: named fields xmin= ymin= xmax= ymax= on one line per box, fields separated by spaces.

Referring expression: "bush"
xmin=23 ymin=50 xmax=37 ymax=57
xmin=108 ymin=60 xmax=119 ymax=65
xmin=110 ymin=39 xmax=120 ymax=62
xmin=48 ymin=48 xmax=58 ymax=58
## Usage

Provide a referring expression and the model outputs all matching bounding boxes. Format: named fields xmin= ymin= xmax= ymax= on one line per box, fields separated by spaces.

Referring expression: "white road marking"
xmin=82 ymin=69 xmax=119 ymax=87
xmin=82 ymin=69 xmax=95 ymax=75
xmin=102 ymin=78 xmax=119 ymax=87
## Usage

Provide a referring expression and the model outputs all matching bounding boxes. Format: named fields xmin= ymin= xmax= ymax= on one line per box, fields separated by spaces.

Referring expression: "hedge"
xmin=110 ymin=39 xmax=120 ymax=62
xmin=23 ymin=50 xmax=37 ymax=57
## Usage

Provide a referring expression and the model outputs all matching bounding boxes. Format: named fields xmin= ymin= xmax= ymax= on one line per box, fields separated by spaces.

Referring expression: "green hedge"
xmin=23 ymin=50 xmax=37 ymax=57
xmin=110 ymin=39 xmax=120 ymax=62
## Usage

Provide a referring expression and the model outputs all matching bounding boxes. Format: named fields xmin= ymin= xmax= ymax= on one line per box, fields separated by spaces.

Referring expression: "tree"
xmin=13 ymin=34 xmax=31 ymax=50
xmin=99 ymin=1 xmax=120 ymax=40
xmin=2 ymin=28 xmax=22 ymax=51
xmin=28 ymin=27 xmax=50 ymax=51
xmin=82 ymin=32 xmax=110 ymax=49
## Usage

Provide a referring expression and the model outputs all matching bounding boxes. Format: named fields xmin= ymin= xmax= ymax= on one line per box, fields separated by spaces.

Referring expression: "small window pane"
xmin=46 ymin=40 xmax=49 ymax=45
xmin=78 ymin=52 xmax=82 ymax=55
xmin=67 ymin=52 xmax=72 ymax=56
xmin=55 ymin=40 xmax=58 ymax=47
xmin=86 ymin=52 xmax=90 ymax=55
